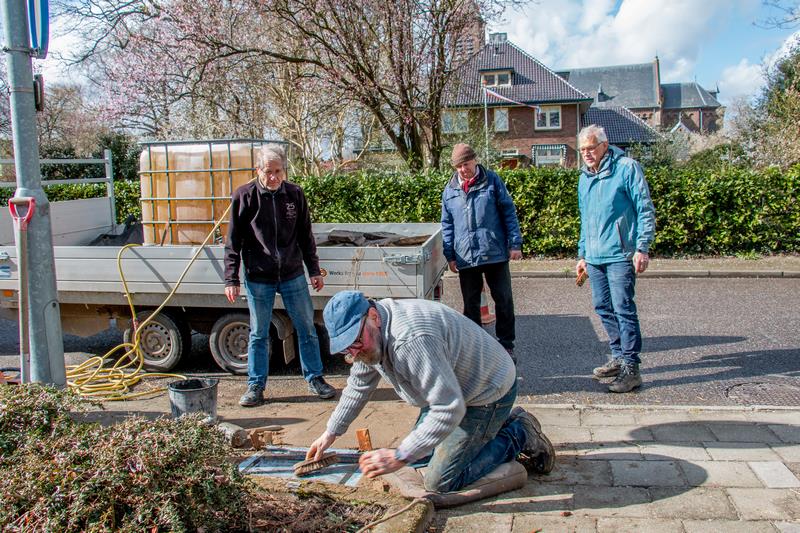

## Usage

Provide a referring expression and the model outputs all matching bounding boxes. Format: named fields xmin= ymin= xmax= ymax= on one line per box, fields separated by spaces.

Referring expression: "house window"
xmin=532 ymin=144 xmax=566 ymax=167
xmin=482 ymin=70 xmax=512 ymax=87
xmin=442 ymin=110 xmax=468 ymax=134
xmin=535 ymin=105 xmax=561 ymax=130
xmin=493 ymin=108 xmax=509 ymax=132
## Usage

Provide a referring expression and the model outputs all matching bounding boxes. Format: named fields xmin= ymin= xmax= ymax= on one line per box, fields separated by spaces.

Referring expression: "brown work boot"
xmin=593 ymin=358 xmax=623 ymax=378
xmin=608 ymin=365 xmax=642 ymax=393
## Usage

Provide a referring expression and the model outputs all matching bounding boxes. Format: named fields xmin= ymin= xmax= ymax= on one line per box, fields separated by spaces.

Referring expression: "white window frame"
xmin=532 ymin=144 xmax=566 ymax=167
xmin=442 ymin=110 xmax=468 ymax=134
xmin=482 ymin=70 xmax=512 ymax=87
xmin=535 ymin=105 xmax=562 ymax=130
xmin=493 ymin=107 xmax=509 ymax=132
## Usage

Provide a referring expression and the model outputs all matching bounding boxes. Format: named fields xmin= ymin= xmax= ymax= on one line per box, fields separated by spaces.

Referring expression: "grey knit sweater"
xmin=326 ymin=298 xmax=516 ymax=463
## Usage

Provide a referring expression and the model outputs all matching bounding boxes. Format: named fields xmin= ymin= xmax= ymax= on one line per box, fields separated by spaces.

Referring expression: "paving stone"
xmin=727 ymin=488 xmax=800 ymax=520
xmin=774 ymin=521 xmax=800 ymax=532
xmin=610 ymin=460 xmax=686 ymax=487
xmin=591 ymin=425 xmax=655 ymax=442
xmin=704 ymin=442 xmax=783 ymax=461
xmin=772 ymin=444 xmax=800 ymax=463
xmin=572 ymin=485 xmax=651 ymax=518
xmin=745 ymin=411 xmax=800 ymax=425
xmin=787 ymin=463 xmax=800 ymax=478
xmin=649 ymin=488 xmax=738 ymax=520
xmin=547 ymin=425 xmax=593 ymax=445
xmin=639 ymin=442 xmax=712 ymax=461
xmin=512 ymin=514 xmax=597 ymax=532
xmin=635 ymin=411 xmax=702 ymax=425
xmin=596 ymin=517 xmax=682 ymax=532
xmin=581 ymin=411 xmax=638 ymax=426
xmin=706 ymin=422 xmax=783 ymax=443
xmin=687 ymin=411 xmax=751 ymax=422
xmin=651 ymin=423 xmax=718 ymax=442
xmin=574 ymin=443 xmax=643 ymax=461
xmin=436 ymin=511 xmax=513 ymax=533
xmin=539 ymin=456 xmax=612 ymax=486
xmin=679 ymin=460 xmax=762 ymax=487
xmin=769 ymin=424 xmax=800 ymax=444
xmin=458 ymin=483 xmax=575 ymax=515
xmin=525 ymin=407 xmax=582 ymax=428
xmin=682 ymin=519 xmax=779 ymax=532
xmin=749 ymin=462 xmax=800 ymax=488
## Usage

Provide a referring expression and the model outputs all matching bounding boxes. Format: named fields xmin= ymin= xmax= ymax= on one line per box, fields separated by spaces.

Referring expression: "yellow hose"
xmin=65 ymin=197 xmax=239 ymax=401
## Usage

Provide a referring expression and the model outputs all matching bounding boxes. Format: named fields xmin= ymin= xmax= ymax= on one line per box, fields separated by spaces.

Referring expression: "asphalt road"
xmin=1 ymin=276 xmax=798 ymax=407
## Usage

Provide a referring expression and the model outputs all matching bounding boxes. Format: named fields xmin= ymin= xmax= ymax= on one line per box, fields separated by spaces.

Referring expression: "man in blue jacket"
xmin=441 ymin=143 xmax=522 ymax=361
xmin=576 ymin=125 xmax=656 ymax=393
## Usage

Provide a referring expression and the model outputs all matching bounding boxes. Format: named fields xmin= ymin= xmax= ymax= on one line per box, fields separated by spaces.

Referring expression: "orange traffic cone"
xmin=480 ymin=284 xmax=496 ymax=325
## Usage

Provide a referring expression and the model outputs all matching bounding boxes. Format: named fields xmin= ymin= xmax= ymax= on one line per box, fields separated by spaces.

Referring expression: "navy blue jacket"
xmin=441 ymin=165 xmax=522 ymax=270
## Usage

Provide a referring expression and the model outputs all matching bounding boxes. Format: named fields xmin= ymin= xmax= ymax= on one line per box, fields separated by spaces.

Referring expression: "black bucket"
xmin=167 ymin=378 xmax=219 ymax=422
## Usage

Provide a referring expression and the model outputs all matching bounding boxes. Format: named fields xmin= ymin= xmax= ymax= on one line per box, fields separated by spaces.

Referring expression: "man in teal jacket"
xmin=575 ymin=125 xmax=656 ymax=393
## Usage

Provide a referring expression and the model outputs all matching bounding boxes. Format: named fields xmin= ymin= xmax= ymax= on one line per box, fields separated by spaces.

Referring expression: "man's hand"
xmin=306 ymin=430 xmax=337 ymax=461
xmin=509 ymin=249 xmax=522 ymax=261
xmin=224 ymin=285 xmax=240 ymax=303
xmin=358 ymin=448 xmax=406 ymax=478
xmin=310 ymin=275 xmax=324 ymax=292
xmin=633 ymin=251 xmax=650 ymax=274
xmin=448 ymin=260 xmax=458 ymax=273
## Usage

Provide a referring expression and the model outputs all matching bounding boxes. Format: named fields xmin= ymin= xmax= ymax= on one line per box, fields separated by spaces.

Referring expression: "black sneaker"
xmin=608 ymin=365 xmax=642 ymax=393
xmin=239 ymin=384 xmax=265 ymax=407
xmin=308 ymin=376 xmax=336 ymax=399
xmin=509 ymin=406 xmax=555 ymax=474
xmin=593 ymin=358 xmax=623 ymax=378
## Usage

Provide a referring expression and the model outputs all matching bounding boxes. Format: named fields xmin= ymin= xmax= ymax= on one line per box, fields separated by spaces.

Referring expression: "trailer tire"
xmin=123 ymin=311 xmax=186 ymax=372
xmin=209 ymin=313 xmax=251 ymax=375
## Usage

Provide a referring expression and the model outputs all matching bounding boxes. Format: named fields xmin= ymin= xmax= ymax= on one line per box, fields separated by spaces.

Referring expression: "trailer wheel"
xmin=123 ymin=311 xmax=186 ymax=372
xmin=209 ymin=313 xmax=251 ymax=375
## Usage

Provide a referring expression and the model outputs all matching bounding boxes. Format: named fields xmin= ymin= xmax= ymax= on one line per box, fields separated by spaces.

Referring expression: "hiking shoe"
xmin=509 ymin=406 xmax=555 ymax=474
xmin=608 ymin=365 xmax=642 ymax=393
xmin=593 ymin=358 xmax=623 ymax=378
xmin=239 ymin=384 xmax=265 ymax=407
xmin=308 ymin=376 xmax=336 ymax=399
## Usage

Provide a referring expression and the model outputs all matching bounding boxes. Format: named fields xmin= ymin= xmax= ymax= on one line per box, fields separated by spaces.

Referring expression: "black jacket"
xmin=224 ymin=180 xmax=320 ymax=286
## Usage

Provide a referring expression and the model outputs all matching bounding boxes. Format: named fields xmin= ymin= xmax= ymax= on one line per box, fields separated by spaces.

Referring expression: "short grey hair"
xmin=256 ymin=144 xmax=287 ymax=170
xmin=578 ymin=125 xmax=608 ymax=146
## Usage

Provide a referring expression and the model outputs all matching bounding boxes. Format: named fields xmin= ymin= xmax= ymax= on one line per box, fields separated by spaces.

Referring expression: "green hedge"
xmin=2 ymin=166 xmax=798 ymax=256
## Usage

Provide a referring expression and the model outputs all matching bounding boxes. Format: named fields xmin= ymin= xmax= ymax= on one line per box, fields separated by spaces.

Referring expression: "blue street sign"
xmin=28 ymin=0 xmax=49 ymax=59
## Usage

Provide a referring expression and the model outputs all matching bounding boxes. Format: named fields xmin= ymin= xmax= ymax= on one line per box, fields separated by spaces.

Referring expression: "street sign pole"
xmin=1 ymin=0 xmax=66 ymax=386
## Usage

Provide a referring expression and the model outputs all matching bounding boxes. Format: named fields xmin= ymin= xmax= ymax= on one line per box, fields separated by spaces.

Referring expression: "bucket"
xmin=167 ymin=378 xmax=219 ymax=422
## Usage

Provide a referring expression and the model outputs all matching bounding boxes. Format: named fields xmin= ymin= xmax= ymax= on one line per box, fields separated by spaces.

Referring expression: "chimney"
xmin=488 ymin=33 xmax=507 ymax=44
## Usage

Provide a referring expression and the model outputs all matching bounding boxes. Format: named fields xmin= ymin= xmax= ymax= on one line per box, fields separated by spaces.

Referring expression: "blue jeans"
xmin=586 ymin=261 xmax=642 ymax=366
xmin=410 ymin=382 xmax=528 ymax=492
xmin=243 ymin=274 xmax=323 ymax=387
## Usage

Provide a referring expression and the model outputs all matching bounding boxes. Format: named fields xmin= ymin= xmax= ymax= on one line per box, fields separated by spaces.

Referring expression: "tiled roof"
xmin=445 ymin=41 xmax=591 ymax=107
xmin=583 ymin=106 xmax=661 ymax=145
xmin=662 ymin=82 xmax=722 ymax=109
xmin=559 ymin=62 xmax=660 ymax=109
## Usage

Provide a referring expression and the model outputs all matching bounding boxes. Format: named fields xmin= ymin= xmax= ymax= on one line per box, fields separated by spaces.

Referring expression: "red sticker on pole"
xmin=9 ymin=197 xmax=36 ymax=231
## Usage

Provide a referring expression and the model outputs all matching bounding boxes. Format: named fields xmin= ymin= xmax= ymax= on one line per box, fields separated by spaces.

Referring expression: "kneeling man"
xmin=306 ymin=291 xmax=555 ymax=493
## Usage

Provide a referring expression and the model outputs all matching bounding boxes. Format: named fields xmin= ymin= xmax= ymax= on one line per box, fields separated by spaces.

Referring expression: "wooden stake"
xmin=356 ymin=428 xmax=373 ymax=451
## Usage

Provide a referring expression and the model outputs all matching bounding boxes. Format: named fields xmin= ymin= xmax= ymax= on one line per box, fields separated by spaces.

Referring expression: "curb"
xmin=516 ymin=402 xmax=800 ymax=412
xmin=504 ymin=270 xmax=800 ymax=279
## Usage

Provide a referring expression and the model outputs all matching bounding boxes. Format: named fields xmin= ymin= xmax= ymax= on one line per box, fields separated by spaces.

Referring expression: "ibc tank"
xmin=139 ymin=140 xmax=280 ymax=245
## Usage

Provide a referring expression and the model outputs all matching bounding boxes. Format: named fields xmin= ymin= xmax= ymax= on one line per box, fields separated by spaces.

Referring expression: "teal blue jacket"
xmin=578 ymin=145 xmax=656 ymax=264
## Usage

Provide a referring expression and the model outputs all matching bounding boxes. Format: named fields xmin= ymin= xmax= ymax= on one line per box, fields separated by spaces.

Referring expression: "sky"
xmin=490 ymin=0 xmax=800 ymax=106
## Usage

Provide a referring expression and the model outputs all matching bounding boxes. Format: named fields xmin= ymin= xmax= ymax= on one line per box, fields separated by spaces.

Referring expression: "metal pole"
xmin=2 ymin=0 xmax=66 ymax=386
xmin=104 ymin=148 xmax=116 ymax=229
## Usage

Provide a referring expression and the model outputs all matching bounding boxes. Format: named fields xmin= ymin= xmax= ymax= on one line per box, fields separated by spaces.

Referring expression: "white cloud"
xmin=492 ymin=0 xmax=741 ymax=79
xmin=718 ymin=59 xmax=764 ymax=104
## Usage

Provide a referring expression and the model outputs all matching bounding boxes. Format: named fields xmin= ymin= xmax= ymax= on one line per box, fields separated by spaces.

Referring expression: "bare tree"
xmin=760 ymin=0 xmax=800 ymax=28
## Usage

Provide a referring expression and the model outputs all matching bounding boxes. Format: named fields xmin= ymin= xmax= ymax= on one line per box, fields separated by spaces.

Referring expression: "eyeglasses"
xmin=579 ymin=142 xmax=605 ymax=153
xmin=341 ymin=316 xmax=367 ymax=364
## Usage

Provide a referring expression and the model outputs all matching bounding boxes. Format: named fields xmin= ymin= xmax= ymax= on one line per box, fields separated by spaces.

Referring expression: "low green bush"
xmin=0 ymin=385 xmax=250 ymax=532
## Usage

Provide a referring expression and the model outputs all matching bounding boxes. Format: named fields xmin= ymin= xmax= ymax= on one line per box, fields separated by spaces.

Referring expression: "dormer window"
xmin=481 ymin=70 xmax=512 ymax=87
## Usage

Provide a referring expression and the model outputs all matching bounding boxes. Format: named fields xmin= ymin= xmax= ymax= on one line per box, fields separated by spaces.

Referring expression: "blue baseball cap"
xmin=324 ymin=290 xmax=371 ymax=354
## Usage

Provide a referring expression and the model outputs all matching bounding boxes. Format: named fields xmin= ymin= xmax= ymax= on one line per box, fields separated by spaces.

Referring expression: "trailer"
xmin=0 ymin=219 xmax=446 ymax=374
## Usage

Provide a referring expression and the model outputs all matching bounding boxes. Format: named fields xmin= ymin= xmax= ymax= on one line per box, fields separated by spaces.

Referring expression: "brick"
xmin=748 ymin=462 xmax=800 ymax=488
xmin=610 ymin=460 xmax=685 ymax=487
xmin=727 ymin=488 xmax=800 ymax=520
xmin=704 ymin=442 xmax=783 ymax=461
xmin=639 ymin=442 xmax=712 ymax=461
xmin=648 ymin=487 xmax=738 ymax=520
xmin=682 ymin=519 xmax=779 ymax=532
xmin=679 ymin=460 xmax=762 ymax=487
xmin=512 ymin=514 xmax=597 ymax=532
xmin=436 ymin=512 xmax=513 ymax=533
xmin=571 ymin=485 xmax=651 ymax=517
xmin=597 ymin=518 xmax=681 ymax=533
xmin=706 ymin=422 xmax=783 ymax=443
